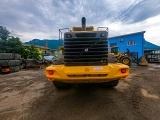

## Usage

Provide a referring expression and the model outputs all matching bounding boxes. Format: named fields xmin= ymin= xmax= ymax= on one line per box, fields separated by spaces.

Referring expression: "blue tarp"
xmin=144 ymin=41 xmax=160 ymax=50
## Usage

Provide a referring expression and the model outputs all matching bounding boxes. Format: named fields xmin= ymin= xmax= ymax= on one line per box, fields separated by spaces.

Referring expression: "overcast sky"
xmin=0 ymin=0 xmax=160 ymax=45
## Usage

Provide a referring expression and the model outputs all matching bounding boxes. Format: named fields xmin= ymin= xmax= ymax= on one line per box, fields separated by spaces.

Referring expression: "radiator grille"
xmin=75 ymin=33 xmax=96 ymax=37
xmin=64 ymin=32 xmax=108 ymax=66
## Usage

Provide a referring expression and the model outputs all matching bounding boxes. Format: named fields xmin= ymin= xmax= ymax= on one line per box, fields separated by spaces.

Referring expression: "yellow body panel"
xmin=45 ymin=63 xmax=129 ymax=83
xmin=72 ymin=26 xmax=94 ymax=31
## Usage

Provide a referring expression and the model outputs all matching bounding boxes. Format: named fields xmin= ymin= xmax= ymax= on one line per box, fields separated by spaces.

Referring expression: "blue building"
xmin=108 ymin=31 xmax=145 ymax=59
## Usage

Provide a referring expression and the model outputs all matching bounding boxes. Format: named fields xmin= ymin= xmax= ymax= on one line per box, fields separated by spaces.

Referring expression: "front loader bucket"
xmin=138 ymin=56 xmax=149 ymax=66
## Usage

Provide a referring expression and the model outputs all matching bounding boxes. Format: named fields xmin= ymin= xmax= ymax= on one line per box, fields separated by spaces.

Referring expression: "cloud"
xmin=0 ymin=0 xmax=160 ymax=45
xmin=120 ymin=0 xmax=160 ymax=23
xmin=97 ymin=14 xmax=160 ymax=45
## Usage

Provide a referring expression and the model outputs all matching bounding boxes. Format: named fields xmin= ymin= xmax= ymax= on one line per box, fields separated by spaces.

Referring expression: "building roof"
xmin=23 ymin=43 xmax=50 ymax=50
xmin=144 ymin=41 xmax=160 ymax=51
xmin=109 ymin=31 xmax=146 ymax=39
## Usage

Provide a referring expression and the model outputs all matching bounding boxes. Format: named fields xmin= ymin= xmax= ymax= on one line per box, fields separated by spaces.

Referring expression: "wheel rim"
xmin=123 ymin=59 xmax=129 ymax=64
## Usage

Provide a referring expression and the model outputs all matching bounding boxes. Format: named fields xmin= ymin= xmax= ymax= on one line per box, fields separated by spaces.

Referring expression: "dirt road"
xmin=0 ymin=64 xmax=160 ymax=120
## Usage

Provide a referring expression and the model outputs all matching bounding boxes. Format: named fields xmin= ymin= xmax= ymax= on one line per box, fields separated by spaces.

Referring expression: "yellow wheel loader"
xmin=45 ymin=17 xmax=129 ymax=89
xmin=109 ymin=46 xmax=132 ymax=66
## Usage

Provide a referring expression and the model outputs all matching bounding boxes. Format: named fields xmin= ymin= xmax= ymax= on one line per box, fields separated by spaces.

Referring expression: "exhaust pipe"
xmin=82 ymin=17 xmax=86 ymax=31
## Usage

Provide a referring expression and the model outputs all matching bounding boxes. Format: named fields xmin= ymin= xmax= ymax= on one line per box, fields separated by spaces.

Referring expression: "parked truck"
xmin=45 ymin=17 xmax=129 ymax=89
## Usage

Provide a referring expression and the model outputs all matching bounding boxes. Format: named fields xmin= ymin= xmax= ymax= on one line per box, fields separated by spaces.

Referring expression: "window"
xmin=127 ymin=40 xmax=136 ymax=46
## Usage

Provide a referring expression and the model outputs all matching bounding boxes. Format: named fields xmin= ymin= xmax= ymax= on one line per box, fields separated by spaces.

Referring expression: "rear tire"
xmin=0 ymin=53 xmax=13 ymax=60
xmin=0 ymin=60 xmax=21 ymax=66
xmin=0 ymin=53 xmax=21 ymax=60
xmin=53 ymin=81 xmax=71 ymax=89
xmin=101 ymin=80 xmax=119 ymax=88
xmin=10 ymin=66 xmax=20 ymax=73
xmin=52 ymin=56 xmax=68 ymax=89
xmin=120 ymin=56 xmax=131 ymax=66
xmin=12 ymin=53 xmax=21 ymax=60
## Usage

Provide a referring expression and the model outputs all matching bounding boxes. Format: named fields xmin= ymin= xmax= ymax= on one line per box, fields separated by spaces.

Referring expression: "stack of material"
xmin=0 ymin=53 xmax=21 ymax=73
xmin=138 ymin=56 xmax=149 ymax=66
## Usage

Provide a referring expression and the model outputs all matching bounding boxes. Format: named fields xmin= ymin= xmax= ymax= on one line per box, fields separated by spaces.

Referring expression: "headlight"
xmin=100 ymin=33 xmax=106 ymax=37
xmin=66 ymin=34 xmax=72 ymax=38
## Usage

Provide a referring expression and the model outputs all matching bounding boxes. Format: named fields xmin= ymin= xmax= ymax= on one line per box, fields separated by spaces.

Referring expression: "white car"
xmin=43 ymin=55 xmax=55 ymax=63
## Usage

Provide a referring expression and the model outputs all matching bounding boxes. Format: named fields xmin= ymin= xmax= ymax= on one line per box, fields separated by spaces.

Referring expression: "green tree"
xmin=0 ymin=26 xmax=10 ymax=52
xmin=20 ymin=46 xmax=30 ymax=59
xmin=6 ymin=36 xmax=23 ymax=53
xmin=0 ymin=26 xmax=10 ymax=41
xmin=27 ymin=45 xmax=40 ymax=60
xmin=0 ymin=26 xmax=41 ymax=59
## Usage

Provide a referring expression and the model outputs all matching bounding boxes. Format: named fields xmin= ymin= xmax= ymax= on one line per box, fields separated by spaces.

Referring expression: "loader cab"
xmin=111 ymin=46 xmax=119 ymax=55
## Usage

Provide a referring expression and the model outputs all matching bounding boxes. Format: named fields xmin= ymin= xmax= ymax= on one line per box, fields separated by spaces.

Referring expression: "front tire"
xmin=53 ymin=81 xmax=71 ymax=89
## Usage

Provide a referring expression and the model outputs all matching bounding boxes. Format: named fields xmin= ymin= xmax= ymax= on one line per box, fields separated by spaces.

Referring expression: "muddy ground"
xmin=0 ymin=64 xmax=160 ymax=120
